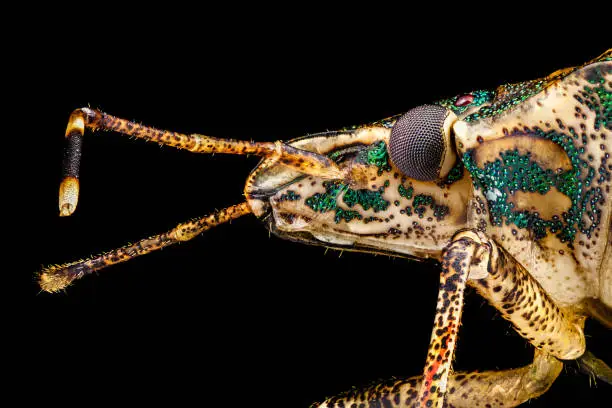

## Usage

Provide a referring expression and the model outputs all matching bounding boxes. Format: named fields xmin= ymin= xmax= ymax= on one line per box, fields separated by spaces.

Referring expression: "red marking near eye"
xmin=455 ymin=94 xmax=474 ymax=107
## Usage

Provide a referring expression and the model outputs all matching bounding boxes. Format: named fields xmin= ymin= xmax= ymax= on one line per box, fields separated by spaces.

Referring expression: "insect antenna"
xmin=39 ymin=202 xmax=251 ymax=292
xmin=59 ymin=108 xmax=344 ymax=216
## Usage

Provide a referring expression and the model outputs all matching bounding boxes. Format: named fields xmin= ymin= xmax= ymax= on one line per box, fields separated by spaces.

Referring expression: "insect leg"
xmin=315 ymin=349 xmax=562 ymax=408
xmin=60 ymin=108 xmax=342 ymax=216
xmin=39 ymin=202 xmax=251 ymax=292
xmin=575 ymin=350 xmax=612 ymax=385
xmin=414 ymin=230 xmax=479 ymax=408
xmin=414 ymin=229 xmax=586 ymax=408
xmin=466 ymin=232 xmax=586 ymax=361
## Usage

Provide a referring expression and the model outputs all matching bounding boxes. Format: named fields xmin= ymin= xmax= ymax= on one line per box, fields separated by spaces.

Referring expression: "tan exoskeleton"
xmin=39 ymin=49 xmax=611 ymax=407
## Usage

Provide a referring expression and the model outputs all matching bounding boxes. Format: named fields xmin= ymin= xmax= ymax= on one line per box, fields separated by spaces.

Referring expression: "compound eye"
xmin=388 ymin=104 xmax=457 ymax=181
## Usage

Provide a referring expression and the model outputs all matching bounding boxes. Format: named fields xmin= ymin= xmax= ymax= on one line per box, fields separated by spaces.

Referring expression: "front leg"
xmin=418 ymin=229 xmax=585 ymax=407
xmin=315 ymin=229 xmax=586 ymax=408
xmin=414 ymin=231 xmax=478 ymax=407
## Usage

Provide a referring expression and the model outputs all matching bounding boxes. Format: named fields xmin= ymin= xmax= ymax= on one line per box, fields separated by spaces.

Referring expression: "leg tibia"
xmin=316 ymin=351 xmax=562 ymax=408
xmin=416 ymin=233 xmax=477 ymax=407
xmin=467 ymin=236 xmax=585 ymax=360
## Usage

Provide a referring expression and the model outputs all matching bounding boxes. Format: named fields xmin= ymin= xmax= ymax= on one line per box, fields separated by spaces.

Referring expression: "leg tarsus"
xmin=575 ymin=350 xmax=612 ymax=386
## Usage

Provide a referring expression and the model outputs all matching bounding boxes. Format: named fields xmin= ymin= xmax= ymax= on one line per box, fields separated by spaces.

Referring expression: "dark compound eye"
xmin=454 ymin=94 xmax=474 ymax=107
xmin=389 ymin=104 xmax=457 ymax=181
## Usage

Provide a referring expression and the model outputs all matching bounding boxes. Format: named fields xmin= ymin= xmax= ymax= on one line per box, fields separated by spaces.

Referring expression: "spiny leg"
xmin=465 ymin=231 xmax=585 ymax=360
xmin=60 ymin=108 xmax=343 ymax=215
xmin=315 ymin=350 xmax=562 ymax=408
xmin=414 ymin=230 xmax=479 ymax=408
xmin=411 ymin=229 xmax=585 ymax=407
xmin=414 ymin=228 xmax=585 ymax=407
xmin=39 ymin=202 xmax=251 ymax=292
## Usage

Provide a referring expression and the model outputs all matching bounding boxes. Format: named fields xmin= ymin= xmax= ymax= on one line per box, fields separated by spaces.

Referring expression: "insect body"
xmin=40 ymin=49 xmax=611 ymax=407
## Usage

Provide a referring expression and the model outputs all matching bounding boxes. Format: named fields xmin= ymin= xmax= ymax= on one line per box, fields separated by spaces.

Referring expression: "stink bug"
xmin=37 ymin=48 xmax=611 ymax=408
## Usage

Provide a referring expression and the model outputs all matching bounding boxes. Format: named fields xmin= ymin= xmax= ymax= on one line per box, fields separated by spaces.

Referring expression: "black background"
xmin=24 ymin=9 xmax=610 ymax=407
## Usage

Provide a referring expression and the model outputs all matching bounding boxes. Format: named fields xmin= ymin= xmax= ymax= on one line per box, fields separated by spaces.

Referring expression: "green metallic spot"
xmin=463 ymin=127 xmax=604 ymax=242
xmin=327 ymin=149 xmax=344 ymax=162
xmin=362 ymin=141 xmax=392 ymax=175
xmin=304 ymin=181 xmax=346 ymax=213
xmin=578 ymin=64 xmax=612 ymax=131
xmin=399 ymin=193 xmax=449 ymax=221
xmin=413 ymin=194 xmax=433 ymax=207
xmin=335 ymin=208 xmax=363 ymax=223
xmin=279 ymin=190 xmax=301 ymax=202
xmin=464 ymin=80 xmax=546 ymax=122
xmin=438 ymin=162 xmax=464 ymax=187
xmin=412 ymin=194 xmax=435 ymax=219
xmin=398 ymin=184 xmax=414 ymax=199
xmin=305 ymin=180 xmax=389 ymax=224
xmin=343 ymin=186 xmax=390 ymax=212
xmin=432 ymin=204 xmax=450 ymax=220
